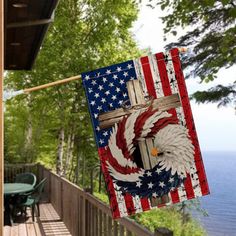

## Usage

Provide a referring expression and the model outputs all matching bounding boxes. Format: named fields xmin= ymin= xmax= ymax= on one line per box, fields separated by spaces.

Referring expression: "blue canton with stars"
xmin=82 ymin=60 xmax=137 ymax=147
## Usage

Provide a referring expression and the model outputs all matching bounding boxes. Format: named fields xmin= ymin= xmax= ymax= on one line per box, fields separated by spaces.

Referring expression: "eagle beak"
xmin=151 ymin=147 xmax=164 ymax=157
xmin=151 ymin=147 xmax=159 ymax=157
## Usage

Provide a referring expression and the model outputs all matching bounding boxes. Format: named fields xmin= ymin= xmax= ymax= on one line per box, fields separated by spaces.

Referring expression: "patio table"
xmin=4 ymin=183 xmax=34 ymax=225
xmin=4 ymin=183 xmax=34 ymax=196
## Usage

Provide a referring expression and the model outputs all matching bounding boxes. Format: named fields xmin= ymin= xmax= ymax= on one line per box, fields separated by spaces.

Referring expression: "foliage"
xmin=95 ymin=191 xmax=206 ymax=236
xmin=192 ymin=81 xmax=236 ymax=107
xmin=94 ymin=192 xmax=109 ymax=204
xmin=176 ymin=199 xmax=208 ymax=218
xmin=148 ymin=0 xmax=236 ymax=108
xmin=4 ymin=0 xmax=141 ymax=187
xmin=133 ymin=208 xmax=206 ymax=236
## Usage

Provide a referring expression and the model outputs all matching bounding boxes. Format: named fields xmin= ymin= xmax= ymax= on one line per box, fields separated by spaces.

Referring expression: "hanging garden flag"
xmin=82 ymin=48 xmax=210 ymax=219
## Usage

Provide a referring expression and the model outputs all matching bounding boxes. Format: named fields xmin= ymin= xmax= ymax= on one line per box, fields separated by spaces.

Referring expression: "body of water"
xmin=194 ymin=151 xmax=236 ymax=236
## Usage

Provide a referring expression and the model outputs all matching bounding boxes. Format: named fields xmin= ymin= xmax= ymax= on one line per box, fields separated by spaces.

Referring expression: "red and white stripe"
xmin=165 ymin=51 xmax=202 ymax=199
xmin=169 ymin=49 xmax=209 ymax=196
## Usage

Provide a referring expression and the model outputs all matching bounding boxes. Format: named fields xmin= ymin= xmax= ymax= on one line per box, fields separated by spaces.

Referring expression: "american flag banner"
xmin=82 ymin=48 xmax=210 ymax=219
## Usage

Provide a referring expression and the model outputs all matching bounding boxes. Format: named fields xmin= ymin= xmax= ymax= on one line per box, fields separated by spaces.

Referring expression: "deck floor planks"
xmin=18 ymin=223 xmax=27 ymax=236
xmin=3 ymin=226 xmax=11 ymax=236
xmin=34 ymin=217 xmax=43 ymax=236
xmin=26 ymin=220 xmax=37 ymax=236
xmin=40 ymin=203 xmax=67 ymax=235
xmin=3 ymin=202 xmax=71 ymax=236
xmin=38 ymin=203 xmax=71 ymax=236
xmin=11 ymin=224 xmax=19 ymax=236
xmin=39 ymin=203 xmax=56 ymax=235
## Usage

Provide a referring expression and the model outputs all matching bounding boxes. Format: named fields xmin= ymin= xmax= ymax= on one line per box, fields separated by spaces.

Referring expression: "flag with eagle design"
xmin=82 ymin=48 xmax=210 ymax=219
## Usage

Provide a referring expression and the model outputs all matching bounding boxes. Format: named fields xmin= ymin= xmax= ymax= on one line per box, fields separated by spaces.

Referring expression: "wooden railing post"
xmin=155 ymin=227 xmax=173 ymax=236
xmin=48 ymin=169 xmax=51 ymax=203
xmin=60 ymin=180 xmax=63 ymax=220
xmin=81 ymin=196 xmax=86 ymax=236
xmin=36 ymin=163 xmax=40 ymax=181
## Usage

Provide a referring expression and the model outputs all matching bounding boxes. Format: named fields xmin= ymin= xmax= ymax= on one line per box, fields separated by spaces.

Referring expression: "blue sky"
xmin=132 ymin=3 xmax=236 ymax=152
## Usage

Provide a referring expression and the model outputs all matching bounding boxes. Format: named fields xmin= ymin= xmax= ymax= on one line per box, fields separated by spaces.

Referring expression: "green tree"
xmin=148 ymin=0 xmax=236 ymax=108
xmin=4 ymin=0 xmax=141 ymax=186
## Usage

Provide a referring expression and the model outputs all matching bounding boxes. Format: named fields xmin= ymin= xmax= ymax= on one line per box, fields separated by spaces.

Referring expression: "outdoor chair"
xmin=11 ymin=172 xmax=37 ymax=217
xmin=19 ymin=178 xmax=47 ymax=222
xmin=15 ymin=172 xmax=37 ymax=187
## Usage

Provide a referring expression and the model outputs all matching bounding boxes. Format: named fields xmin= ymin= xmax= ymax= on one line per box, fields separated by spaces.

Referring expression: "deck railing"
xmin=4 ymin=163 xmax=38 ymax=183
xmin=4 ymin=164 xmax=173 ymax=236
xmin=4 ymin=163 xmax=173 ymax=236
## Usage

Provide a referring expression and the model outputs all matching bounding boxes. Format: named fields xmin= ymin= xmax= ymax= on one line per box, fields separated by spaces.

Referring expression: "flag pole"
xmin=178 ymin=47 xmax=188 ymax=53
xmin=23 ymin=74 xmax=81 ymax=93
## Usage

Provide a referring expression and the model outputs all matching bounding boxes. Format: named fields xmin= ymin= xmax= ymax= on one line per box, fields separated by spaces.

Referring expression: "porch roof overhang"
xmin=4 ymin=0 xmax=59 ymax=70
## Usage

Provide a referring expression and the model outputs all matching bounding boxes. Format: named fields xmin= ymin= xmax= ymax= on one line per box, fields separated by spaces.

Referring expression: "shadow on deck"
xmin=4 ymin=201 xmax=71 ymax=236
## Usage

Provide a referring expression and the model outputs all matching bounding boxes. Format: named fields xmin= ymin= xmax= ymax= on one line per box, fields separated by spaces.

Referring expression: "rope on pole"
xmin=3 ymin=90 xmax=24 ymax=101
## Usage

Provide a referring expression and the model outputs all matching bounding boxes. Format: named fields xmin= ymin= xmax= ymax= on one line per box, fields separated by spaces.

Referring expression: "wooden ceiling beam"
xmin=6 ymin=18 xmax=53 ymax=29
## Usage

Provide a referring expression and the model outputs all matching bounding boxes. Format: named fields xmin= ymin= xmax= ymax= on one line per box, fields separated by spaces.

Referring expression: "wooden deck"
xmin=4 ymin=202 xmax=71 ymax=236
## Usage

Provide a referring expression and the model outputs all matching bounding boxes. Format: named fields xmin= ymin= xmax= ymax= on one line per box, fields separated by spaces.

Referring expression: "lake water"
xmin=194 ymin=151 xmax=236 ymax=236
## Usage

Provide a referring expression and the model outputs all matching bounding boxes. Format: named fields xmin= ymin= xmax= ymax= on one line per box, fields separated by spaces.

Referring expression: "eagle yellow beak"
xmin=151 ymin=147 xmax=159 ymax=157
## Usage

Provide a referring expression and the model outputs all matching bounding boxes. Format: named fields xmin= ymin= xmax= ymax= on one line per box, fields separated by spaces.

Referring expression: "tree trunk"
xmin=74 ymin=152 xmax=81 ymax=185
xmin=64 ymin=129 xmax=75 ymax=176
xmin=56 ymin=127 xmax=64 ymax=176
xmin=68 ymin=157 xmax=75 ymax=182
xmin=82 ymin=152 xmax=85 ymax=187
xmin=24 ymin=96 xmax=34 ymax=162
xmin=56 ymin=88 xmax=66 ymax=176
